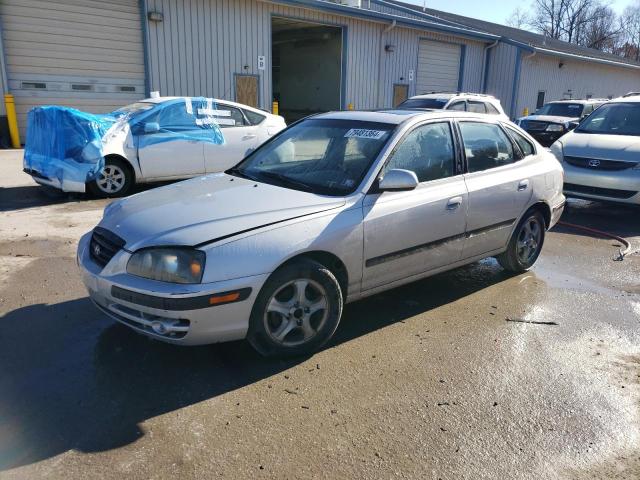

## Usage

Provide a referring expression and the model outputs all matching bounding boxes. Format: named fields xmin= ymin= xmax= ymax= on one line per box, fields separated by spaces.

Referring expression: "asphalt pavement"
xmin=1 ymin=151 xmax=639 ymax=479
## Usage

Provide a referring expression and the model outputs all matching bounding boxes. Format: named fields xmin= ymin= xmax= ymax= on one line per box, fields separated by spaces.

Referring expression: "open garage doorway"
xmin=272 ymin=17 xmax=343 ymax=123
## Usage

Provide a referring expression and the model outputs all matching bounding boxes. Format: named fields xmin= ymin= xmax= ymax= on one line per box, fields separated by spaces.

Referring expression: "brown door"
xmin=235 ymin=75 xmax=259 ymax=107
xmin=392 ymin=84 xmax=409 ymax=107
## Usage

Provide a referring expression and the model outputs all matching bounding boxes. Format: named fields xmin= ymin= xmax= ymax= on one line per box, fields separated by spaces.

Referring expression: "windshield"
xmin=111 ymin=102 xmax=155 ymax=118
xmin=228 ymin=119 xmax=396 ymax=196
xmin=535 ymin=103 xmax=584 ymax=117
xmin=575 ymin=102 xmax=640 ymax=136
xmin=398 ymin=98 xmax=448 ymax=109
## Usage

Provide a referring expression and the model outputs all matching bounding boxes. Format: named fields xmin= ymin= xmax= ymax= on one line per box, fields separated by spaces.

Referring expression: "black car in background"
xmin=516 ymin=99 xmax=607 ymax=147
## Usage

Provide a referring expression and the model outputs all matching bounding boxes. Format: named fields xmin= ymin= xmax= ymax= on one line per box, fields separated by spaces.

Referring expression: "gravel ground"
xmin=1 ymin=151 xmax=639 ymax=480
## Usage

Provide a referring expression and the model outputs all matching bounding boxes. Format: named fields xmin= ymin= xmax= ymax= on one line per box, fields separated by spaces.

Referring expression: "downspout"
xmin=139 ymin=0 xmax=152 ymax=97
xmin=376 ymin=20 xmax=397 ymax=107
xmin=481 ymin=39 xmax=499 ymax=93
xmin=509 ymin=49 xmax=536 ymax=119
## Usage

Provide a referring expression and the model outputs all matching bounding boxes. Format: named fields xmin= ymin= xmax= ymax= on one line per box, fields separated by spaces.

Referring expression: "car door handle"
xmin=242 ymin=134 xmax=257 ymax=140
xmin=518 ymin=179 xmax=529 ymax=191
xmin=446 ymin=196 xmax=463 ymax=210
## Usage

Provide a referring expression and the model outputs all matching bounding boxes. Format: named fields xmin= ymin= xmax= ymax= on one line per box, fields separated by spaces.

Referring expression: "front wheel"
xmin=247 ymin=259 xmax=343 ymax=357
xmin=88 ymin=157 xmax=133 ymax=198
xmin=496 ymin=210 xmax=546 ymax=273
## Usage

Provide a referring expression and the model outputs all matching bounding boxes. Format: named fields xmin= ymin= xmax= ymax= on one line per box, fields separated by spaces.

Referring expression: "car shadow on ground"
xmin=0 ymin=182 xmax=174 ymax=213
xmin=0 ymin=260 xmax=513 ymax=471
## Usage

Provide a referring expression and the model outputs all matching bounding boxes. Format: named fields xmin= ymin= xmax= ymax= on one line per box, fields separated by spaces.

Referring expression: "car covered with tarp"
xmin=23 ymin=97 xmax=286 ymax=197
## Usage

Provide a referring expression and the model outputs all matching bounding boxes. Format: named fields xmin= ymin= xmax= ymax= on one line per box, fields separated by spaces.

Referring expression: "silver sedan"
xmin=78 ymin=109 xmax=565 ymax=357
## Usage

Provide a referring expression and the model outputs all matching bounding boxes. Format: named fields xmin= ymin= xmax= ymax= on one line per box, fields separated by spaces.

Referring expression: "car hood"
xmin=558 ymin=132 xmax=640 ymax=160
xmin=99 ymin=173 xmax=346 ymax=251
xmin=519 ymin=115 xmax=576 ymax=124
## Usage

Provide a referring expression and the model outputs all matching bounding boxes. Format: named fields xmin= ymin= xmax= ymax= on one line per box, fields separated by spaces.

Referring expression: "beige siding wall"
xmin=0 ymin=0 xmax=145 ymax=137
xmin=516 ymin=53 xmax=640 ymax=116
xmin=145 ymin=0 xmax=487 ymax=110
xmin=484 ymin=42 xmax=518 ymax=117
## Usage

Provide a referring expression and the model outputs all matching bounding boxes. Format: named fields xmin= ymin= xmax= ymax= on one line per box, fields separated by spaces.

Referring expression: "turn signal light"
xmin=209 ymin=292 xmax=241 ymax=305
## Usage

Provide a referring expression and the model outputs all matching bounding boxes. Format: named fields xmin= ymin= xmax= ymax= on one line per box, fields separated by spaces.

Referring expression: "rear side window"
xmin=507 ymin=128 xmax=535 ymax=157
xmin=485 ymin=103 xmax=500 ymax=115
xmin=384 ymin=122 xmax=455 ymax=183
xmin=459 ymin=122 xmax=515 ymax=172
xmin=448 ymin=101 xmax=466 ymax=111
xmin=467 ymin=101 xmax=486 ymax=114
xmin=244 ymin=109 xmax=266 ymax=125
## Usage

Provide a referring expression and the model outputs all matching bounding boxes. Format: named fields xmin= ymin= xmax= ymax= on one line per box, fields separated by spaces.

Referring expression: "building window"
xmin=536 ymin=91 xmax=546 ymax=109
xmin=71 ymin=84 xmax=93 ymax=91
xmin=22 ymin=82 xmax=46 ymax=89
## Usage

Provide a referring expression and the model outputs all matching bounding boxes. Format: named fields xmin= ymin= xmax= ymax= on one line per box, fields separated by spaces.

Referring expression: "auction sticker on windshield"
xmin=344 ymin=129 xmax=386 ymax=139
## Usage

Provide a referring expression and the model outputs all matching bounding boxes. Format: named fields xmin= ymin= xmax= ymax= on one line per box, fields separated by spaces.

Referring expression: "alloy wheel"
xmin=263 ymin=278 xmax=329 ymax=347
xmin=96 ymin=164 xmax=126 ymax=194
xmin=516 ymin=216 xmax=543 ymax=264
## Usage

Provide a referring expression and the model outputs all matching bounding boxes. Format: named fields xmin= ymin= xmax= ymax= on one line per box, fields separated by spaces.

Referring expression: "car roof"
xmin=610 ymin=95 xmax=640 ymax=103
xmin=139 ymin=96 xmax=268 ymax=114
xmin=312 ymin=109 xmax=500 ymax=125
xmin=409 ymin=92 xmax=498 ymax=101
xmin=547 ymin=99 xmax=605 ymax=104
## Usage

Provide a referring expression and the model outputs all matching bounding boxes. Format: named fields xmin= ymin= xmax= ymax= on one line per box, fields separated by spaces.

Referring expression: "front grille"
xmin=522 ymin=120 xmax=550 ymax=131
xmin=564 ymin=156 xmax=638 ymax=171
xmin=564 ymin=182 xmax=638 ymax=199
xmin=90 ymin=227 xmax=126 ymax=267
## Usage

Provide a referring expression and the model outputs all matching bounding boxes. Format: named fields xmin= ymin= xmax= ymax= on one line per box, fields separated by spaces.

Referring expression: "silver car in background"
xmin=551 ymin=96 xmax=640 ymax=205
xmin=78 ymin=110 xmax=565 ymax=357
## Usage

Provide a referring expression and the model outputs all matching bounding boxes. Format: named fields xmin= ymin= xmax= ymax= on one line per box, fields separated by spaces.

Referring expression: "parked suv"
xmin=517 ymin=99 xmax=606 ymax=147
xmin=398 ymin=92 xmax=509 ymax=121
xmin=550 ymin=96 xmax=640 ymax=205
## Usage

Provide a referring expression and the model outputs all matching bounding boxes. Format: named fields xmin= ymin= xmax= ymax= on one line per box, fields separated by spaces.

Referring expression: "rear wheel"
xmin=247 ymin=259 xmax=343 ymax=357
xmin=88 ymin=157 xmax=133 ymax=198
xmin=496 ymin=210 xmax=545 ymax=273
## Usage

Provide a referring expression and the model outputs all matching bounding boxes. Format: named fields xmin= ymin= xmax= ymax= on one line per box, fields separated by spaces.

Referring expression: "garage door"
xmin=416 ymin=40 xmax=461 ymax=95
xmin=0 ymin=0 xmax=146 ymax=139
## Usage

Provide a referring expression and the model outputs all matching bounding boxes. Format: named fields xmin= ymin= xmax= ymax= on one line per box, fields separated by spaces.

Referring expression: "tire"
xmin=247 ymin=258 xmax=343 ymax=357
xmin=496 ymin=210 xmax=546 ymax=273
xmin=88 ymin=157 xmax=133 ymax=198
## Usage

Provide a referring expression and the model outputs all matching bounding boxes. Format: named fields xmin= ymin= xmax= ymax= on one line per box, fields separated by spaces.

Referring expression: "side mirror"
xmin=378 ymin=169 xmax=419 ymax=192
xmin=144 ymin=122 xmax=160 ymax=134
xmin=568 ymin=121 xmax=579 ymax=130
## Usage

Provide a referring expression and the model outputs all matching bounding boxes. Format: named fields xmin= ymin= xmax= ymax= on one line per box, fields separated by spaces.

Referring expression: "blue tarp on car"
xmin=23 ymin=98 xmax=226 ymax=193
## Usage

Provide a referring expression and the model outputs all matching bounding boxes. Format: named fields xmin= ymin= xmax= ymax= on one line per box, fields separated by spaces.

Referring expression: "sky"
xmin=403 ymin=0 xmax=631 ymax=25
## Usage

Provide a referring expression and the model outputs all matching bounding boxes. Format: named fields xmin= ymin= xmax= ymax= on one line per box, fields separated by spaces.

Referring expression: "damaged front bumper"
xmin=77 ymin=232 xmax=267 ymax=345
xmin=23 ymin=168 xmax=86 ymax=193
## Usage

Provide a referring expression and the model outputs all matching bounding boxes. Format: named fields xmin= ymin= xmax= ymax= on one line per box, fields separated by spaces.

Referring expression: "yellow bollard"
xmin=272 ymin=100 xmax=279 ymax=116
xmin=4 ymin=94 xmax=20 ymax=148
xmin=522 ymin=107 xmax=529 ymax=117
xmin=347 ymin=102 xmax=354 ymax=111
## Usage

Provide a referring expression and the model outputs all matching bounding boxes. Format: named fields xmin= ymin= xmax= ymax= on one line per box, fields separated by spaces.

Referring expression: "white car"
xmin=398 ymin=92 xmax=510 ymax=121
xmin=78 ymin=109 xmax=564 ymax=357
xmin=550 ymin=96 xmax=640 ymax=205
xmin=25 ymin=97 xmax=286 ymax=197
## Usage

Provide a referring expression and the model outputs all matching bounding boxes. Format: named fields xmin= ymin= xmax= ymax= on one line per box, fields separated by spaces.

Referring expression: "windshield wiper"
xmin=257 ymin=171 xmax=315 ymax=192
xmin=226 ymin=167 xmax=260 ymax=182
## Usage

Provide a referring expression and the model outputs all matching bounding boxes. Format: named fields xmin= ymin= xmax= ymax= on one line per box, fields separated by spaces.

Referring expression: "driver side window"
xmin=383 ymin=122 xmax=455 ymax=183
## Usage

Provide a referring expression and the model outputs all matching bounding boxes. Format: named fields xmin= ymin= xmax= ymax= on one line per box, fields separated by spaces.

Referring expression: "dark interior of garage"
xmin=271 ymin=17 xmax=342 ymax=123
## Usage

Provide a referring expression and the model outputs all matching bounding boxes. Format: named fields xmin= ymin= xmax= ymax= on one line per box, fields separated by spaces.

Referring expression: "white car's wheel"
xmin=89 ymin=157 xmax=133 ymax=198
xmin=247 ymin=258 xmax=343 ymax=357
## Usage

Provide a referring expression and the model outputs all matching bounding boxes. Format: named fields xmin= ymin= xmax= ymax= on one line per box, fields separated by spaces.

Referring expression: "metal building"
xmin=0 ymin=0 xmax=638 ymax=139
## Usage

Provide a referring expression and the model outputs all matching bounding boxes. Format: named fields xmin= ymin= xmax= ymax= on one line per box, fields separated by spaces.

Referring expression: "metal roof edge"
xmin=263 ymin=0 xmax=500 ymax=41
xmin=532 ymin=46 xmax=640 ymax=70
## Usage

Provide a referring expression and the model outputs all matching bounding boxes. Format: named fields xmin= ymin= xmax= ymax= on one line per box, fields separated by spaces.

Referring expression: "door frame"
xmin=270 ymin=14 xmax=347 ymax=110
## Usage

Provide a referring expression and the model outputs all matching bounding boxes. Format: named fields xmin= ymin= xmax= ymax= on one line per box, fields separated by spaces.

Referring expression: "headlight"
xmin=127 ymin=248 xmax=205 ymax=284
xmin=546 ymin=124 xmax=564 ymax=132
xmin=549 ymin=142 xmax=563 ymax=162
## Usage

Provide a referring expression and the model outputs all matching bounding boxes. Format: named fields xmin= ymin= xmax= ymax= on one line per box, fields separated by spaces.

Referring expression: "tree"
xmin=621 ymin=1 xmax=640 ymax=60
xmin=506 ymin=7 xmax=530 ymax=29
